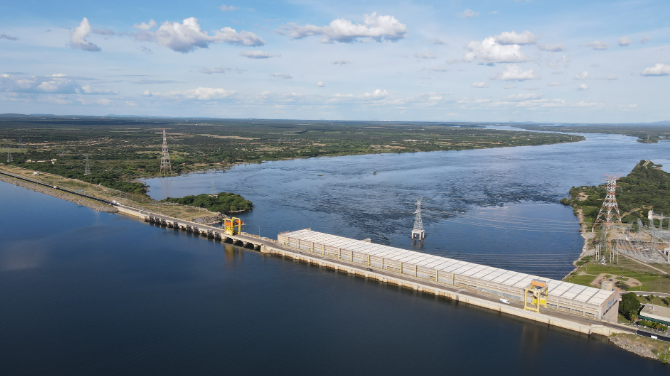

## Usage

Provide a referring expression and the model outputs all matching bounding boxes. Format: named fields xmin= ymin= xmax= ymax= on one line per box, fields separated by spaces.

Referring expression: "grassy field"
xmin=564 ymin=257 xmax=670 ymax=293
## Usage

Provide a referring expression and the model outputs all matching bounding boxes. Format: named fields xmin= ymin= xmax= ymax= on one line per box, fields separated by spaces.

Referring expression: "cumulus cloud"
xmin=548 ymin=81 xmax=562 ymax=86
xmin=618 ymin=36 xmax=631 ymax=46
xmin=282 ymin=13 xmax=407 ymax=43
xmin=491 ymin=64 xmax=539 ymax=81
xmin=133 ymin=20 xmax=156 ymax=30
xmin=471 ymin=81 xmax=489 ymax=88
xmin=80 ymin=85 xmax=117 ymax=95
xmin=219 ymin=5 xmax=239 ymax=11
xmin=135 ymin=17 xmax=265 ymax=53
xmin=0 ymin=34 xmax=19 ymax=41
xmin=586 ymin=41 xmax=608 ymax=50
xmin=459 ymin=9 xmax=480 ymax=18
xmin=538 ymin=43 xmax=565 ymax=52
xmin=415 ymin=52 xmax=436 ymax=59
xmin=326 ymin=89 xmax=391 ymax=103
xmin=200 ymin=66 xmax=230 ymax=74
xmin=640 ymin=63 xmax=670 ymax=76
xmin=495 ymin=31 xmax=537 ymax=45
xmin=577 ymin=83 xmax=589 ymax=91
xmin=574 ymin=101 xmax=603 ymax=107
xmin=332 ymin=60 xmax=352 ymax=65
xmin=241 ymin=50 xmax=276 ymax=59
xmin=573 ymin=71 xmax=589 ymax=80
xmin=640 ymin=35 xmax=651 ymax=44
xmin=0 ymin=73 xmax=111 ymax=95
xmin=464 ymin=37 xmax=531 ymax=63
xmin=145 ymin=87 xmax=235 ymax=100
xmin=316 ymin=81 xmax=324 ymax=87
xmin=271 ymin=73 xmax=292 ymax=79
xmin=70 ymin=18 xmax=101 ymax=52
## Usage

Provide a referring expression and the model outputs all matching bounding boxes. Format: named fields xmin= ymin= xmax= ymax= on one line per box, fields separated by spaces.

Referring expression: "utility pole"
xmin=160 ymin=129 xmax=172 ymax=175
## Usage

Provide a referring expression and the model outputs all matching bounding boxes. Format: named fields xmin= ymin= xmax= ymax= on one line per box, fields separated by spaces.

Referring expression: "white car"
xmin=499 ymin=298 xmax=510 ymax=305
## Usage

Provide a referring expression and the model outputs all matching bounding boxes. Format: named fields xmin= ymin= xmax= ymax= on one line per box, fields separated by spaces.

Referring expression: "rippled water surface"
xmin=2 ymin=132 xmax=670 ymax=375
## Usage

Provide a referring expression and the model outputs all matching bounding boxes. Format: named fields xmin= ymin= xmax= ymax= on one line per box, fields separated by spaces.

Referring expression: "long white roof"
xmin=281 ymin=229 xmax=612 ymax=307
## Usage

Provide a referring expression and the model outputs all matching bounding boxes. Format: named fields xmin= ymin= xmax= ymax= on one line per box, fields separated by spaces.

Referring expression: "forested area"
xmin=563 ymin=160 xmax=670 ymax=227
xmin=163 ymin=192 xmax=253 ymax=213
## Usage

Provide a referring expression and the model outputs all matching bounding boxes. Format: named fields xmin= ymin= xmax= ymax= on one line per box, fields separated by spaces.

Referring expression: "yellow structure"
xmin=224 ymin=217 xmax=243 ymax=236
xmin=523 ymin=279 xmax=548 ymax=313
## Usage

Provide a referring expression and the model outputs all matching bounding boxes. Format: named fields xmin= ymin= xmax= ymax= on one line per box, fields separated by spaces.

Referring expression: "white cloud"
xmin=241 ymin=50 xmax=276 ymax=59
xmin=506 ymin=93 xmax=542 ymax=101
xmin=137 ymin=17 xmax=266 ymax=53
xmin=97 ymin=98 xmax=111 ymax=105
xmin=577 ymin=83 xmax=589 ymax=91
xmin=430 ymin=38 xmax=445 ymax=45
xmin=271 ymin=73 xmax=292 ymax=79
xmin=459 ymin=9 xmax=480 ymax=18
xmin=70 ymin=17 xmax=100 ymax=52
xmin=429 ymin=67 xmax=448 ymax=72
xmin=491 ymin=64 xmax=539 ymax=81
xmin=219 ymin=5 xmax=239 ymax=11
xmin=640 ymin=63 xmax=670 ymax=76
xmin=495 ymin=31 xmax=537 ymax=45
xmin=415 ymin=52 xmax=436 ymax=59
xmin=471 ymin=81 xmax=489 ymax=88
xmin=586 ymin=41 xmax=608 ymax=50
xmin=326 ymin=89 xmax=390 ymax=103
xmin=618 ymin=36 xmax=631 ymax=46
xmin=0 ymin=73 xmax=79 ymax=94
xmin=548 ymin=81 xmax=562 ymax=86
xmin=332 ymin=60 xmax=352 ymax=65
xmin=200 ymin=66 xmax=230 ymax=74
xmin=489 ymin=11 xmax=499 ymax=15
xmin=283 ymin=12 xmax=407 ymax=43
xmin=316 ymin=81 xmax=324 ymax=87
xmin=464 ymin=37 xmax=531 ymax=63
xmin=574 ymin=101 xmax=603 ymax=107
xmin=147 ymin=87 xmax=235 ymax=100
xmin=640 ymin=35 xmax=651 ymax=44
xmin=503 ymin=84 xmax=516 ymax=89
xmin=573 ymin=71 xmax=589 ymax=80
xmin=80 ymin=85 xmax=117 ymax=95
xmin=538 ymin=43 xmax=565 ymax=52
xmin=133 ymin=20 xmax=156 ymax=30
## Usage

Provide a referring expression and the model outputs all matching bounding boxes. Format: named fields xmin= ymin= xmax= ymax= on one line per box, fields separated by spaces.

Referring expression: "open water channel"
xmin=1 ymin=130 xmax=669 ymax=374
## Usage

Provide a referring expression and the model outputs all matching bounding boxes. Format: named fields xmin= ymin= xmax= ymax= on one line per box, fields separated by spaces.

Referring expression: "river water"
xmin=1 ymin=132 xmax=669 ymax=374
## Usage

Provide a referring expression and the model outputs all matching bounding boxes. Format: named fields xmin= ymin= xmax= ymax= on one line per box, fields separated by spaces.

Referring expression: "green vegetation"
xmin=637 ymin=319 xmax=668 ymax=331
xmin=563 ymin=260 xmax=670 ymax=293
xmin=517 ymin=124 xmax=670 ymax=143
xmin=619 ymin=292 xmax=642 ymax=320
xmin=163 ymin=192 xmax=253 ymax=214
xmin=0 ymin=114 xmax=583 ymax=193
xmin=562 ymin=160 xmax=670 ymax=227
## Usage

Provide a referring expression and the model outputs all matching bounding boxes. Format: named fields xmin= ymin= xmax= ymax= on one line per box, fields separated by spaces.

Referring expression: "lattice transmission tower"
xmin=592 ymin=175 xmax=623 ymax=232
xmin=412 ymin=197 xmax=425 ymax=240
xmin=6 ymin=145 xmax=12 ymax=163
xmin=84 ymin=154 xmax=91 ymax=175
xmin=160 ymin=129 xmax=172 ymax=175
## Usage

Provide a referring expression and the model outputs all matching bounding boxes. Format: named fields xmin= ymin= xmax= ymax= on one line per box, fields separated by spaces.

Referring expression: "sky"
xmin=0 ymin=0 xmax=669 ymax=123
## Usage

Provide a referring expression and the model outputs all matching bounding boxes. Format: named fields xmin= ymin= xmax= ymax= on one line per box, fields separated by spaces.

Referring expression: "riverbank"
xmin=610 ymin=333 xmax=670 ymax=363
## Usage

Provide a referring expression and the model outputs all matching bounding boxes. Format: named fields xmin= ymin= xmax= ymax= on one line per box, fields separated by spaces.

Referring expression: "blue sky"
xmin=1 ymin=0 xmax=668 ymax=122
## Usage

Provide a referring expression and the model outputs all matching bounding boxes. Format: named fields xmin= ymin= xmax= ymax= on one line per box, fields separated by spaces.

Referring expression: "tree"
xmin=619 ymin=292 xmax=641 ymax=320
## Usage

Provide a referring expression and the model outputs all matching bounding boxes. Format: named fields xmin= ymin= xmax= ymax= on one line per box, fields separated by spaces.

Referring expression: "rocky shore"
xmin=0 ymin=174 xmax=118 ymax=213
xmin=610 ymin=333 xmax=670 ymax=363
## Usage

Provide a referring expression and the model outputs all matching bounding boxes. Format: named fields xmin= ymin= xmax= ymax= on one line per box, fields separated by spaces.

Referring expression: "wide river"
xmin=1 ymin=130 xmax=669 ymax=374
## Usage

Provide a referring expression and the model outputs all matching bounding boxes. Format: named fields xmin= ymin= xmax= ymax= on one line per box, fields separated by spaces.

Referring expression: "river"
xmin=1 ymin=131 xmax=668 ymax=374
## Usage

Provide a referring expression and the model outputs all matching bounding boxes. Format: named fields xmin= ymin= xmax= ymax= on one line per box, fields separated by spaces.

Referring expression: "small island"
xmin=162 ymin=192 xmax=253 ymax=214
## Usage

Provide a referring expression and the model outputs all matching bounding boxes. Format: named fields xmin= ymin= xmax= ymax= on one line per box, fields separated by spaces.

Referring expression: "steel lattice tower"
xmin=592 ymin=175 xmax=623 ymax=232
xmin=6 ymin=145 xmax=12 ymax=163
xmin=84 ymin=154 xmax=91 ymax=175
xmin=160 ymin=129 xmax=172 ymax=175
xmin=412 ymin=197 xmax=425 ymax=240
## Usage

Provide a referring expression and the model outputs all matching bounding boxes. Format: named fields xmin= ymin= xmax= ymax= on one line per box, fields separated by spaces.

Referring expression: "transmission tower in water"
xmin=84 ymin=154 xmax=91 ymax=175
xmin=592 ymin=175 xmax=623 ymax=232
xmin=160 ymin=129 xmax=172 ymax=175
xmin=412 ymin=197 xmax=425 ymax=241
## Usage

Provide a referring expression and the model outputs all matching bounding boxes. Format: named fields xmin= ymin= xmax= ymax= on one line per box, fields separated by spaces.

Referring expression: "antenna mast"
xmin=412 ymin=197 xmax=425 ymax=241
xmin=160 ymin=129 xmax=172 ymax=175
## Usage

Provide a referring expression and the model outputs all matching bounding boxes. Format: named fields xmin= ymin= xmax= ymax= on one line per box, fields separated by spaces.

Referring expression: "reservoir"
xmin=1 ymin=131 xmax=669 ymax=374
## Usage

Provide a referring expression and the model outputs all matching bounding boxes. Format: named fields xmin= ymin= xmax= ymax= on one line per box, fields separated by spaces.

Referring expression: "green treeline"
xmin=563 ymin=160 xmax=670 ymax=227
xmin=163 ymin=192 xmax=253 ymax=213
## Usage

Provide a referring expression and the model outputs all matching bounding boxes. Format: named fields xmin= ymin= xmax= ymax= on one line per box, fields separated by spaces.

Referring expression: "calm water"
xmin=1 ymin=132 xmax=669 ymax=374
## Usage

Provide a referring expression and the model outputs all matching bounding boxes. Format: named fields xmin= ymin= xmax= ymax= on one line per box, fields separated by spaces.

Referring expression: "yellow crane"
xmin=523 ymin=279 xmax=548 ymax=313
xmin=224 ymin=217 xmax=243 ymax=236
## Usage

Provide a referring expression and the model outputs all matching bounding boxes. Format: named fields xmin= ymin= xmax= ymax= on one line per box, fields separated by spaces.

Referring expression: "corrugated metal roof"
xmin=281 ymin=229 xmax=611 ymax=307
